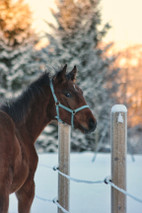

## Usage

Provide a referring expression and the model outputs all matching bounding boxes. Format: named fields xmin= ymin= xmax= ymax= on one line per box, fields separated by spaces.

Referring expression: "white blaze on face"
xmin=73 ymin=84 xmax=78 ymax=92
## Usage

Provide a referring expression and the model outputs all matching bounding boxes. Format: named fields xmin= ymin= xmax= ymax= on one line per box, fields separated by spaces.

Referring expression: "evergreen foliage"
xmin=0 ymin=0 xmax=39 ymax=98
xmin=37 ymin=0 xmax=119 ymax=152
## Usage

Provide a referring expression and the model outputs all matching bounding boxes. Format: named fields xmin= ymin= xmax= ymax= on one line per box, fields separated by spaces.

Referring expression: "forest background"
xmin=0 ymin=0 xmax=142 ymax=154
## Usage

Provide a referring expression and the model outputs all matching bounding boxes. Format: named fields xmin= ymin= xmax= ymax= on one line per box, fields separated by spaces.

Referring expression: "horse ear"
xmin=68 ymin=65 xmax=77 ymax=82
xmin=62 ymin=64 xmax=67 ymax=75
xmin=56 ymin=64 xmax=67 ymax=82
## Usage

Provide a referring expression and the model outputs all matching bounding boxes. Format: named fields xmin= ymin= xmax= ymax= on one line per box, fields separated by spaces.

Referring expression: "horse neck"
xmin=18 ymin=86 xmax=55 ymax=144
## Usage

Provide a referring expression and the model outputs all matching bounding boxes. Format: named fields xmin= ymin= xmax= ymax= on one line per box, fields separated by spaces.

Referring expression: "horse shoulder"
xmin=0 ymin=110 xmax=15 ymax=134
xmin=0 ymin=110 xmax=16 ymax=156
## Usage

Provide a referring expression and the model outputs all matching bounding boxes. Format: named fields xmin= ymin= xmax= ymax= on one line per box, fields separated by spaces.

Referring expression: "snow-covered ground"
xmin=9 ymin=153 xmax=142 ymax=213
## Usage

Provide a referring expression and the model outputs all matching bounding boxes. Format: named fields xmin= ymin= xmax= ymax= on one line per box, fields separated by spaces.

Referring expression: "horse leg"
xmin=0 ymin=177 xmax=10 ymax=213
xmin=0 ymin=191 xmax=9 ymax=213
xmin=0 ymin=168 xmax=12 ymax=213
xmin=16 ymin=179 xmax=35 ymax=213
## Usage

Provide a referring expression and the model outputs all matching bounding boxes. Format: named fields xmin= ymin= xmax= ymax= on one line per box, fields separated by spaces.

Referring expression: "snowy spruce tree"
xmin=38 ymin=0 xmax=119 ymax=152
xmin=0 ymin=0 xmax=39 ymax=99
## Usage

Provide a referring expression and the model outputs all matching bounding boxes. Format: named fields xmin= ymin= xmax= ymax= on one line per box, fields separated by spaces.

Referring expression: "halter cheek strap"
xmin=50 ymin=80 xmax=89 ymax=128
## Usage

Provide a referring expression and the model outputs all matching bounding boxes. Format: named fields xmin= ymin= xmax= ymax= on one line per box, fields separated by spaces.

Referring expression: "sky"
xmin=100 ymin=0 xmax=142 ymax=49
xmin=26 ymin=0 xmax=142 ymax=50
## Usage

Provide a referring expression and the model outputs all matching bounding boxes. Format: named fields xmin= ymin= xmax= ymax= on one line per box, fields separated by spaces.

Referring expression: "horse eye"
xmin=65 ymin=92 xmax=71 ymax=98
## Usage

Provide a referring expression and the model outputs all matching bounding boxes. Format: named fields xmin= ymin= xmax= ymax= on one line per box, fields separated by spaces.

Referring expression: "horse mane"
xmin=0 ymin=72 xmax=50 ymax=124
xmin=0 ymin=65 xmax=70 ymax=124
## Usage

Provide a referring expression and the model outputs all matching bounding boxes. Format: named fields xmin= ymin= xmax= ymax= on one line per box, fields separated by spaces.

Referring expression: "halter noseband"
xmin=50 ymin=80 xmax=89 ymax=128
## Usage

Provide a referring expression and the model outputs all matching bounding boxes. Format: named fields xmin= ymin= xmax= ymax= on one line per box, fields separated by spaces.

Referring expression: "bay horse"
xmin=0 ymin=65 xmax=97 ymax=213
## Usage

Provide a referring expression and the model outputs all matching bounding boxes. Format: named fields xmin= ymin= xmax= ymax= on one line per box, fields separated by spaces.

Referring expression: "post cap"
xmin=111 ymin=104 xmax=127 ymax=113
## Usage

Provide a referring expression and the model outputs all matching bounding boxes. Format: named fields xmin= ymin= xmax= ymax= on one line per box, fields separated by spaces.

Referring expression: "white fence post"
xmin=111 ymin=105 xmax=127 ymax=213
xmin=58 ymin=123 xmax=71 ymax=213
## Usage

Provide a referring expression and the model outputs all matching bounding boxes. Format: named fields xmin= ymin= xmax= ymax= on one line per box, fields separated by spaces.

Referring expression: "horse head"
xmin=51 ymin=64 xmax=97 ymax=134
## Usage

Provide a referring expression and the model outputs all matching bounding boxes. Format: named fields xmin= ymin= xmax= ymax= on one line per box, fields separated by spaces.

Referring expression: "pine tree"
xmin=38 ymin=0 xmax=119 ymax=152
xmin=0 ymin=0 xmax=39 ymax=98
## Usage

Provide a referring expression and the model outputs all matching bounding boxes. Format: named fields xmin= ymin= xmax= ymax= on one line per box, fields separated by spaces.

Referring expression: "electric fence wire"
xmin=104 ymin=177 xmax=142 ymax=203
xmin=35 ymin=195 xmax=70 ymax=213
xmin=36 ymin=163 xmax=142 ymax=213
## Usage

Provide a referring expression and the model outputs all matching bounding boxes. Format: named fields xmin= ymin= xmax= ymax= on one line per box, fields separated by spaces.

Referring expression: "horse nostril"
xmin=89 ymin=118 xmax=97 ymax=130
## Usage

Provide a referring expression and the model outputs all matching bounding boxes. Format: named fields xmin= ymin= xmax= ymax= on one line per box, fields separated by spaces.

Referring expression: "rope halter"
xmin=50 ymin=80 xmax=90 ymax=128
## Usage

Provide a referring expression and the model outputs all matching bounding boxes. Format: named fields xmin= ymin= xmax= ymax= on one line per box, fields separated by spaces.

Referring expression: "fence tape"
xmin=56 ymin=168 xmax=142 ymax=204
xmin=53 ymin=199 xmax=70 ymax=213
xmin=36 ymin=196 xmax=70 ymax=213
xmin=55 ymin=167 xmax=104 ymax=184
xmin=104 ymin=177 xmax=142 ymax=203
xmin=35 ymin=195 xmax=53 ymax=202
xmin=39 ymin=164 xmax=142 ymax=204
